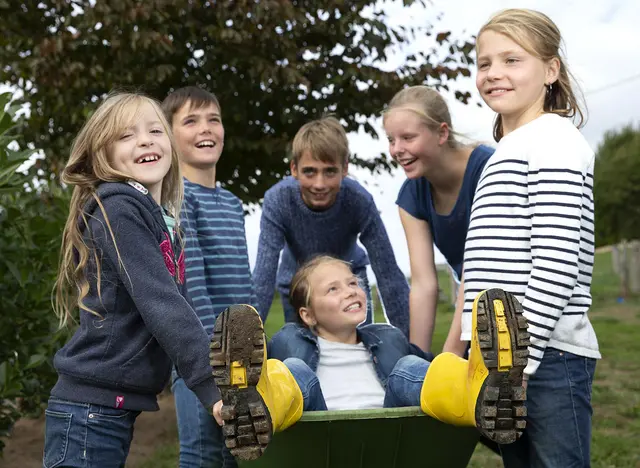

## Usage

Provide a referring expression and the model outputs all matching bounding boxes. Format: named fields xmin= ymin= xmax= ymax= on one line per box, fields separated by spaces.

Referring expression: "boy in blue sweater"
xmin=162 ymin=87 xmax=252 ymax=468
xmin=253 ymin=116 xmax=410 ymax=337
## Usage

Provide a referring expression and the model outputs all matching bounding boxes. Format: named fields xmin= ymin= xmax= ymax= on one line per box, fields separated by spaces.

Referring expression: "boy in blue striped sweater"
xmin=163 ymin=87 xmax=251 ymax=468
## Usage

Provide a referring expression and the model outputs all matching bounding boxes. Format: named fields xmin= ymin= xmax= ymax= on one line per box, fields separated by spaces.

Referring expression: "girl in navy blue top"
xmin=383 ymin=86 xmax=494 ymax=355
xmin=46 ymin=93 xmax=219 ymax=468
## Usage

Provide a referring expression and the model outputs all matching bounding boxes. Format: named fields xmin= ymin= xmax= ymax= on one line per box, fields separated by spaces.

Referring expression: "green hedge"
xmin=0 ymin=93 xmax=70 ymax=452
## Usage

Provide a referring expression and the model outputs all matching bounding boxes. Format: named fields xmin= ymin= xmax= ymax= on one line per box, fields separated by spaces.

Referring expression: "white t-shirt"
xmin=315 ymin=337 xmax=386 ymax=411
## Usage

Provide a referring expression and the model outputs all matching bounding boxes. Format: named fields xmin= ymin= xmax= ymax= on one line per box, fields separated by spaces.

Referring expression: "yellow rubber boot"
xmin=257 ymin=358 xmax=303 ymax=432
xmin=420 ymin=289 xmax=530 ymax=444
xmin=210 ymin=305 xmax=303 ymax=461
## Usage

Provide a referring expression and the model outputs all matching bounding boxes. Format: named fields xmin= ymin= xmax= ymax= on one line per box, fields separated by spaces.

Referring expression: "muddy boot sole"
xmin=210 ymin=305 xmax=272 ymax=460
xmin=474 ymin=289 xmax=530 ymax=444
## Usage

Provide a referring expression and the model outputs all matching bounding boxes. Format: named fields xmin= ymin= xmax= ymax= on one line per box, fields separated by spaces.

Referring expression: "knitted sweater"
xmin=253 ymin=176 xmax=410 ymax=336
xmin=181 ymin=180 xmax=254 ymax=335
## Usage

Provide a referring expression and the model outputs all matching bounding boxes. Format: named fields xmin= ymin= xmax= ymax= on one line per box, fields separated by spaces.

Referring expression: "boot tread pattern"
xmin=210 ymin=305 xmax=272 ymax=461
xmin=475 ymin=289 xmax=530 ymax=444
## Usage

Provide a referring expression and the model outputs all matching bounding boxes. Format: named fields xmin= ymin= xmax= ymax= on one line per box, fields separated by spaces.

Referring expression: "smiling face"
xmin=299 ymin=261 xmax=367 ymax=342
xmin=384 ymin=109 xmax=448 ymax=179
xmin=108 ymin=101 xmax=172 ymax=203
xmin=476 ymin=30 xmax=559 ymax=133
xmin=291 ymin=150 xmax=346 ymax=211
xmin=171 ymin=101 xmax=224 ymax=169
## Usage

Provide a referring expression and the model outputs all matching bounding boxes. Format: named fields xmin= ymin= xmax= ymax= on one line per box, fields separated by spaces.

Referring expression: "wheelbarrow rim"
xmin=299 ymin=406 xmax=425 ymax=422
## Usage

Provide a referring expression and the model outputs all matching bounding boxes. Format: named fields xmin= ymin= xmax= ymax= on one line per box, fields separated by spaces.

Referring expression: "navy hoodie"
xmin=51 ymin=182 xmax=219 ymax=411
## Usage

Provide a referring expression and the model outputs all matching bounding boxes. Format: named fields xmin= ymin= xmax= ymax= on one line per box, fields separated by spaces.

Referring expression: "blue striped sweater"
xmin=253 ymin=176 xmax=410 ymax=336
xmin=182 ymin=179 xmax=254 ymax=334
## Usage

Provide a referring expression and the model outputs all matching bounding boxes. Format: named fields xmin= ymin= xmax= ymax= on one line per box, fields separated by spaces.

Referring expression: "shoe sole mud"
xmin=475 ymin=289 xmax=530 ymax=444
xmin=210 ymin=305 xmax=271 ymax=460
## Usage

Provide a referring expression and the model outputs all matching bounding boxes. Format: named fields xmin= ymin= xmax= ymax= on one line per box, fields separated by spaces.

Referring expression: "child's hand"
xmin=212 ymin=400 xmax=224 ymax=426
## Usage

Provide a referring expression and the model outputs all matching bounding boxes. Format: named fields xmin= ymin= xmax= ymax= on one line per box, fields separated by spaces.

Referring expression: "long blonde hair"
xmin=383 ymin=86 xmax=460 ymax=148
xmin=54 ymin=92 xmax=183 ymax=327
xmin=478 ymin=9 xmax=586 ymax=141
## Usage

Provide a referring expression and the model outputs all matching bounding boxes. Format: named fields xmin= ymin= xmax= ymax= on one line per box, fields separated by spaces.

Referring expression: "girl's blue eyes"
xmin=328 ymin=281 xmax=358 ymax=293
xmin=388 ymin=135 xmax=415 ymax=143
xmin=119 ymin=129 xmax=162 ymax=139
xmin=479 ymin=58 xmax=518 ymax=69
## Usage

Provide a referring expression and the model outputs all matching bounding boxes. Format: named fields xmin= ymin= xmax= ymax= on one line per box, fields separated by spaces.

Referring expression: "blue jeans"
xmin=172 ymin=372 xmax=237 ymax=468
xmin=42 ymin=398 xmax=140 ymax=468
xmin=500 ymin=348 xmax=597 ymax=468
xmin=283 ymin=358 xmax=328 ymax=411
xmin=284 ymin=354 xmax=428 ymax=411
xmin=384 ymin=355 xmax=429 ymax=407
xmin=280 ymin=267 xmax=373 ymax=325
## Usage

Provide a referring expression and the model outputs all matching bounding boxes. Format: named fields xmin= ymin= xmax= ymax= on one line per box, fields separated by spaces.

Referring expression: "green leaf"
xmin=0 ymin=184 xmax=24 ymax=195
xmin=0 ymin=362 xmax=6 ymax=387
xmin=25 ymin=354 xmax=46 ymax=370
xmin=0 ymin=161 xmax=26 ymax=187
xmin=0 ymin=93 xmax=11 ymax=114
xmin=5 ymin=147 xmax=36 ymax=163
xmin=0 ymin=109 xmax=13 ymax=137
xmin=4 ymin=260 xmax=24 ymax=287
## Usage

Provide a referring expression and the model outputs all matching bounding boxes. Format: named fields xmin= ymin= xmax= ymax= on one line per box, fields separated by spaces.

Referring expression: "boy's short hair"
xmin=161 ymin=86 xmax=221 ymax=124
xmin=291 ymin=116 xmax=349 ymax=167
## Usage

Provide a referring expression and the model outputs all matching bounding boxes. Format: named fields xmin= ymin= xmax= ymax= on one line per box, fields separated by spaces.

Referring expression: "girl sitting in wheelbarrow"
xmin=211 ymin=255 xmax=529 ymax=461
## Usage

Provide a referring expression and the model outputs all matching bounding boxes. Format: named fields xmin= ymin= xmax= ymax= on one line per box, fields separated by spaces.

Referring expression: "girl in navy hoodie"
xmin=44 ymin=92 xmax=219 ymax=468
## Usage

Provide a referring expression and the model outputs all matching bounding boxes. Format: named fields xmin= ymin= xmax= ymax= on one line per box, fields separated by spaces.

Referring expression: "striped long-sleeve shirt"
xmin=182 ymin=180 xmax=254 ymax=335
xmin=461 ymin=114 xmax=601 ymax=375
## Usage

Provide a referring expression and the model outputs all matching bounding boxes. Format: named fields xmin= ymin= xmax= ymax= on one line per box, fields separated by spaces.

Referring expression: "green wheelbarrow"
xmin=239 ymin=407 xmax=479 ymax=468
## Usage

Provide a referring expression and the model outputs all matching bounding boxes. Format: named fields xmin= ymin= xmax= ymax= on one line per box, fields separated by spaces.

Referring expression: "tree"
xmin=0 ymin=0 xmax=474 ymax=204
xmin=0 ymin=92 xmax=70 ymax=451
xmin=593 ymin=125 xmax=640 ymax=247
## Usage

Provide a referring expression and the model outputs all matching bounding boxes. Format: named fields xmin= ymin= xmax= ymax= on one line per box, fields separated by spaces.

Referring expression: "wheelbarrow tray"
xmin=240 ymin=406 xmax=479 ymax=468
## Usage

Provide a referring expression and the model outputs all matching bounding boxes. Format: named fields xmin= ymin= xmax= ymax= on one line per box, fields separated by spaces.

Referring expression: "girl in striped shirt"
xmin=467 ymin=8 xmax=601 ymax=467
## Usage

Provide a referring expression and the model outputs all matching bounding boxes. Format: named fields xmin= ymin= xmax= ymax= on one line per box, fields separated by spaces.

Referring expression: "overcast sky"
xmin=246 ymin=0 xmax=640 ymax=281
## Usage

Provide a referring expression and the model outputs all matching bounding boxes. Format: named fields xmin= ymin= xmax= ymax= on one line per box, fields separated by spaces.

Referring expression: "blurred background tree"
xmin=594 ymin=125 xmax=640 ymax=247
xmin=0 ymin=92 xmax=70 ymax=450
xmin=0 ymin=0 xmax=475 ymax=204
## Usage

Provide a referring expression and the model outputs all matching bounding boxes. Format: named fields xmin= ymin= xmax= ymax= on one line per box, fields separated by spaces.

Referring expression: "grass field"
xmin=141 ymin=251 xmax=640 ymax=467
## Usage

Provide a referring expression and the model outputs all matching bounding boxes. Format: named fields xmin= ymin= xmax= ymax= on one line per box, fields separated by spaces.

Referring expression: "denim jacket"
xmin=268 ymin=323 xmax=431 ymax=388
